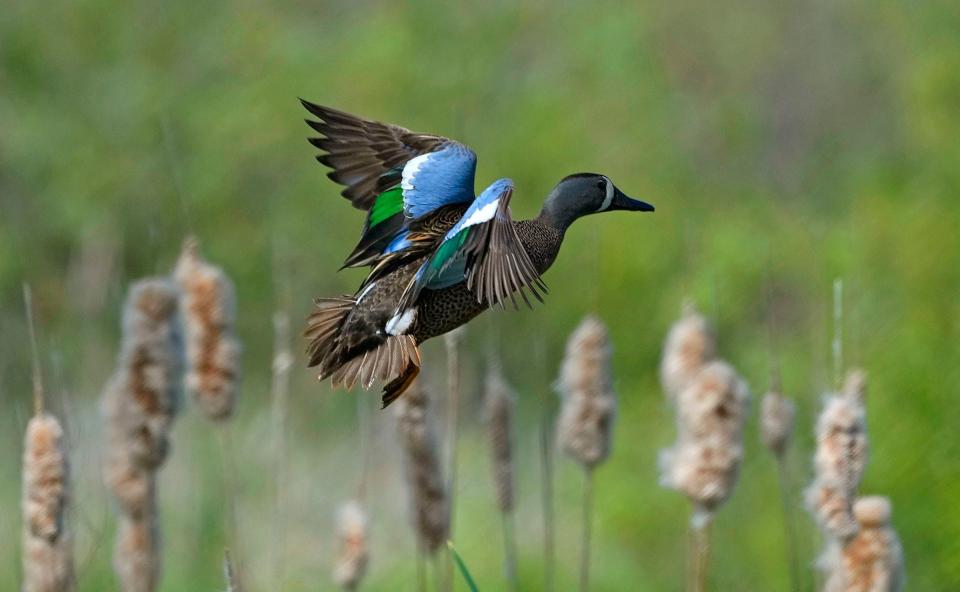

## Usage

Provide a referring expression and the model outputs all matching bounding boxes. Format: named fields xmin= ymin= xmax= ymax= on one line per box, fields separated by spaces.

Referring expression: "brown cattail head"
xmin=174 ymin=237 xmax=242 ymax=421
xmin=484 ymin=367 xmax=515 ymax=514
xmin=102 ymin=278 xmax=182 ymax=592
xmin=806 ymin=383 xmax=869 ymax=541
xmin=760 ymin=391 xmax=796 ymax=458
xmin=333 ymin=501 xmax=369 ymax=591
xmin=22 ymin=414 xmax=75 ymax=592
xmin=394 ymin=378 xmax=449 ymax=554
xmin=659 ymin=360 xmax=751 ymax=519
xmin=821 ymin=496 xmax=904 ymax=592
xmin=660 ymin=302 xmax=716 ymax=400
xmin=102 ymin=279 xmax=183 ymax=471
xmin=113 ymin=514 xmax=161 ymax=592
xmin=556 ymin=316 xmax=617 ymax=469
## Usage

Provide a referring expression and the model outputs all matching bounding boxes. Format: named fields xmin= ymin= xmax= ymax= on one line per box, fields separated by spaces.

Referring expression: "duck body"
xmin=300 ymin=101 xmax=653 ymax=406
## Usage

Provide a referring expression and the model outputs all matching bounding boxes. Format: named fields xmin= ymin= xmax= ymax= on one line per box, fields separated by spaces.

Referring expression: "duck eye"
xmin=596 ymin=180 xmax=606 ymax=190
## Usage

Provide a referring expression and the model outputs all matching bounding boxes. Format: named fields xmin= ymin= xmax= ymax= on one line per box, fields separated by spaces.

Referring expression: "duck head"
xmin=537 ymin=173 xmax=654 ymax=231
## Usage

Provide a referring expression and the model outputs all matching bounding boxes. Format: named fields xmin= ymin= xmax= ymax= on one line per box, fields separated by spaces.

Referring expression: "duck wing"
xmin=393 ymin=179 xmax=547 ymax=319
xmin=301 ymin=101 xmax=478 ymax=268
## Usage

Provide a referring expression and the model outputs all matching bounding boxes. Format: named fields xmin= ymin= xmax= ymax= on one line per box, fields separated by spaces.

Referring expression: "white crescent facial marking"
xmin=597 ymin=176 xmax=615 ymax=212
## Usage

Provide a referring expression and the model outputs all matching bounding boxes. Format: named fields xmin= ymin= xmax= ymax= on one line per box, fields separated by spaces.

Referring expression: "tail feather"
xmin=306 ymin=296 xmax=422 ymax=402
xmin=325 ymin=334 xmax=420 ymax=391
xmin=305 ymin=296 xmax=355 ymax=367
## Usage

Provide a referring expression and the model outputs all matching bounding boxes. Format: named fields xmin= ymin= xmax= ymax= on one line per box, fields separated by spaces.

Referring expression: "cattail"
xmin=394 ymin=378 xmax=449 ymax=554
xmin=174 ymin=237 xmax=241 ymax=420
xmin=223 ymin=550 xmax=240 ymax=592
xmin=113 ymin=515 xmax=160 ymax=592
xmin=484 ymin=364 xmax=518 ymax=589
xmin=103 ymin=278 xmax=183 ymax=592
xmin=660 ymin=302 xmax=716 ymax=401
xmin=555 ymin=316 xmax=616 ymax=592
xmin=22 ymin=414 xmax=75 ymax=592
xmin=659 ymin=361 xmax=750 ymax=518
xmin=658 ymin=304 xmax=749 ymax=592
xmin=760 ymin=390 xmax=801 ymax=591
xmin=485 ymin=368 xmax=515 ymax=514
xmin=821 ymin=496 xmax=904 ymax=592
xmin=760 ymin=391 xmax=796 ymax=458
xmin=332 ymin=501 xmax=369 ymax=591
xmin=805 ymin=372 xmax=869 ymax=541
xmin=555 ymin=316 xmax=617 ymax=468
xmin=102 ymin=279 xmax=183 ymax=472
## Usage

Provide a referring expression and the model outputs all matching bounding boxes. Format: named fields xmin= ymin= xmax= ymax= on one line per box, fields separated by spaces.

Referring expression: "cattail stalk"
xmin=269 ymin=311 xmax=293 ymax=588
xmin=761 ymin=391 xmax=800 ymax=591
xmin=333 ymin=501 xmax=369 ymax=591
xmin=223 ymin=550 xmax=239 ymax=592
xmin=442 ymin=329 xmax=463 ymax=592
xmin=395 ymin=378 xmax=449 ymax=557
xmin=102 ymin=278 xmax=183 ymax=592
xmin=821 ymin=497 xmax=904 ymax=592
xmin=484 ymin=365 xmax=517 ymax=589
xmin=21 ymin=284 xmax=76 ymax=592
xmin=535 ymin=336 xmax=556 ymax=592
xmin=555 ymin=316 xmax=617 ymax=592
xmin=174 ymin=237 xmax=241 ymax=421
xmin=659 ymin=303 xmax=750 ymax=592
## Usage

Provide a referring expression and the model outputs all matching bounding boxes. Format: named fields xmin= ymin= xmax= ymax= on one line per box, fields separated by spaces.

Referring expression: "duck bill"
xmin=611 ymin=187 xmax=655 ymax=212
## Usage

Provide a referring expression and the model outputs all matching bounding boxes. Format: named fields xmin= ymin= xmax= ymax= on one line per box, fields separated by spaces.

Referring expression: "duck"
xmin=300 ymin=100 xmax=654 ymax=407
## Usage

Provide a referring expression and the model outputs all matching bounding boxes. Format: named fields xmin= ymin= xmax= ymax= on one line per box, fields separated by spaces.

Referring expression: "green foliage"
xmin=0 ymin=0 xmax=958 ymax=590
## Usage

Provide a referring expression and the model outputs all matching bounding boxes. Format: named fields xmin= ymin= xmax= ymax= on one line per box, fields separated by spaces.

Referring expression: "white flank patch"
xmin=401 ymin=153 xmax=431 ymax=192
xmin=597 ymin=176 xmax=615 ymax=212
xmin=462 ymin=199 xmax=499 ymax=227
xmin=386 ymin=307 xmax=418 ymax=335
xmin=357 ymin=281 xmax=377 ymax=302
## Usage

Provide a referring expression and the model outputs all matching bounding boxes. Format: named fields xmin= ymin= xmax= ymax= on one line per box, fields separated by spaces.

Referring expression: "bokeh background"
xmin=1 ymin=0 xmax=959 ymax=589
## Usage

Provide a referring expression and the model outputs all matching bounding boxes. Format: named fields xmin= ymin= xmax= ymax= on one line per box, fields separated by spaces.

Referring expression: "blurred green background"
xmin=1 ymin=0 xmax=959 ymax=589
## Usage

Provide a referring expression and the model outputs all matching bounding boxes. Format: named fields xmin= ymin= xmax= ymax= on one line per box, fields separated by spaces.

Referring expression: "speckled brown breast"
xmin=410 ymin=219 xmax=564 ymax=343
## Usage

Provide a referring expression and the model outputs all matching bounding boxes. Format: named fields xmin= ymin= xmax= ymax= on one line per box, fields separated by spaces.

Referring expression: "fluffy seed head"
xmin=760 ymin=391 xmax=796 ymax=457
xmin=659 ymin=360 xmax=750 ymax=516
xmin=556 ymin=316 xmax=617 ymax=469
xmin=332 ymin=501 xmax=369 ymax=591
xmin=484 ymin=368 xmax=515 ymax=514
xmin=660 ymin=302 xmax=716 ymax=400
xmin=821 ymin=496 xmax=904 ymax=592
xmin=806 ymin=386 xmax=869 ymax=541
xmin=22 ymin=414 xmax=75 ymax=592
xmin=102 ymin=279 xmax=183 ymax=471
xmin=394 ymin=379 xmax=448 ymax=554
xmin=174 ymin=237 xmax=242 ymax=421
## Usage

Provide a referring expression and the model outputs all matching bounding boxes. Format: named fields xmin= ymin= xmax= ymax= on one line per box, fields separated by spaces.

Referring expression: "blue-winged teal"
xmin=301 ymin=101 xmax=654 ymax=407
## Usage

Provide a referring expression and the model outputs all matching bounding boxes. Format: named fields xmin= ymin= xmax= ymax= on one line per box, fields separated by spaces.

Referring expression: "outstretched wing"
xmin=396 ymin=179 xmax=547 ymax=312
xmin=301 ymin=100 xmax=478 ymax=267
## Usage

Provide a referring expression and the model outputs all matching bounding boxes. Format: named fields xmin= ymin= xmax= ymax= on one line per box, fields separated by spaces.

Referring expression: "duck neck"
xmin=516 ymin=218 xmax=566 ymax=275
xmin=536 ymin=196 xmax=579 ymax=233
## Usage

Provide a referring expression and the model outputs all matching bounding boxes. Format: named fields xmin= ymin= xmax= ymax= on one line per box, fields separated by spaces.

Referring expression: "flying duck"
xmin=301 ymin=101 xmax=654 ymax=407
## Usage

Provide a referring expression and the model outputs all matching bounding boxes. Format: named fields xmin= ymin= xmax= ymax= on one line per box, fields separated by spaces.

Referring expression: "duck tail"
xmin=306 ymin=296 xmax=422 ymax=407
xmin=305 ymin=295 xmax=356 ymax=369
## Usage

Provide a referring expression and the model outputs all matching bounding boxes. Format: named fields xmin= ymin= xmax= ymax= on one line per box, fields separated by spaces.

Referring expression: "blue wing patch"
xmin=401 ymin=143 xmax=477 ymax=219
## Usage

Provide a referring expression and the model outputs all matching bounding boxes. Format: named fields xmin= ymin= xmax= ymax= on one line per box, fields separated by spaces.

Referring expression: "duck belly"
xmin=410 ymin=283 xmax=488 ymax=343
